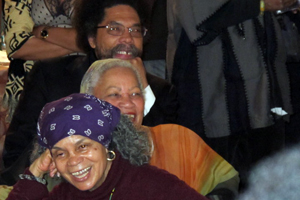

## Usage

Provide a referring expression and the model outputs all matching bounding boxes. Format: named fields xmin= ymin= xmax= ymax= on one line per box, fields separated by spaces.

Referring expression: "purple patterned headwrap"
xmin=37 ymin=93 xmax=121 ymax=149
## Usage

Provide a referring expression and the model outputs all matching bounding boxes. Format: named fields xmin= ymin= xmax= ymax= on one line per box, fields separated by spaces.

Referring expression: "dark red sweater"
xmin=7 ymin=152 xmax=208 ymax=200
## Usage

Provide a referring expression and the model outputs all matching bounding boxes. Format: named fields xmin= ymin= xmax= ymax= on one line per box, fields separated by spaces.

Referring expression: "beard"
xmin=97 ymin=44 xmax=142 ymax=59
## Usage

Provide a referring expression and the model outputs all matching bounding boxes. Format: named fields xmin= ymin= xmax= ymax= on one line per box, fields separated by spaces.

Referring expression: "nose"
xmin=119 ymin=28 xmax=134 ymax=44
xmin=67 ymin=153 xmax=83 ymax=166
xmin=118 ymin=94 xmax=135 ymax=108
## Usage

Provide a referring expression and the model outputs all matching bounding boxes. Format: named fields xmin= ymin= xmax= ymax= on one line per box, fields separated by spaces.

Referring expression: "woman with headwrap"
xmin=6 ymin=93 xmax=206 ymax=199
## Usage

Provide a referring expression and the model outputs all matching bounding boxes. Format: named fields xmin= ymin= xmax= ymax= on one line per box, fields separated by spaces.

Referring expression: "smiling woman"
xmin=51 ymin=135 xmax=113 ymax=192
xmin=81 ymin=59 xmax=145 ymax=126
xmin=80 ymin=59 xmax=240 ymax=198
xmin=6 ymin=93 xmax=207 ymax=200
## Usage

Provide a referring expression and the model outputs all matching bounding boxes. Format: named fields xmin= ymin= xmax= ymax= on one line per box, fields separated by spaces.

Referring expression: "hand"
xmin=128 ymin=57 xmax=148 ymax=88
xmin=264 ymin=0 xmax=298 ymax=11
xmin=29 ymin=149 xmax=54 ymax=178
xmin=49 ymin=161 xmax=60 ymax=178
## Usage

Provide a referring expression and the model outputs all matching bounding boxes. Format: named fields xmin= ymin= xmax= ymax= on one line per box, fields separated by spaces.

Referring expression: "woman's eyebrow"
xmin=52 ymin=146 xmax=63 ymax=151
xmin=75 ymin=138 xmax=87 ymax=146
xmin=52 ymin=138 xmax=87 ymax=150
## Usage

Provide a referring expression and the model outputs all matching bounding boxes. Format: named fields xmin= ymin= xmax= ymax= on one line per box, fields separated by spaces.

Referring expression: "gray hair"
xmin=110 ymin=115 xmax=151 ymax=166
xmin=80 ymin=58 xmax=144 ymax=98
xmin=31 ymin=115 xmax=151 ymax=166
xmin=238 ymin=144 xmax=300 ymax=200
xmin=30 ymin=140 xmax=47 ymax=164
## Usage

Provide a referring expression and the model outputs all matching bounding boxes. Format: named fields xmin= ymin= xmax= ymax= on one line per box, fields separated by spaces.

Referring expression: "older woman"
xmin=6 ymin=93 xmax=207 ymax=199
xmin=80 ymin=59 xmax=240 ymax=198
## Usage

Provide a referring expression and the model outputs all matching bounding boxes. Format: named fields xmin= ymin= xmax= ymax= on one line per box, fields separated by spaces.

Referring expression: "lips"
xmin=113 ymin=50 xmax=134 ymax=60
xmin=71 ymin=167 xmax=91 ymax=179
xmin=112 ymin=44 xmax=139 ymax=59
xmin=116 ymin=51 xmax=132 ymax=55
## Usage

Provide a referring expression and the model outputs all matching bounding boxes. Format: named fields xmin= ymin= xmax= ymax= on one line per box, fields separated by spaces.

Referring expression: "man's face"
xmin=88 ymin=5 xmax=143 ymax=60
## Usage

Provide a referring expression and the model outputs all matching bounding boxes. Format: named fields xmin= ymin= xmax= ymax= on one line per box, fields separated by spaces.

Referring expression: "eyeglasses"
xmin=97 ymin=23 xmax=147 ymax=38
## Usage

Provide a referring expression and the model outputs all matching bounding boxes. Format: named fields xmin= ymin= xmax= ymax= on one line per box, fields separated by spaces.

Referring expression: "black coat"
xmin=3 ymin=52 xmax=178 ymax=168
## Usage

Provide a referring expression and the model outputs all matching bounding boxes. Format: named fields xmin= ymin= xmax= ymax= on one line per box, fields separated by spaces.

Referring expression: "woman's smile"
xmin=71 ymin=166 xmax=92 ymax=180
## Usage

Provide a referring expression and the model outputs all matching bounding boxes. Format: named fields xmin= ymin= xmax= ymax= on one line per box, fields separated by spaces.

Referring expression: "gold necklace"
xmin=109 ymin=188 xmax=115 ymax=200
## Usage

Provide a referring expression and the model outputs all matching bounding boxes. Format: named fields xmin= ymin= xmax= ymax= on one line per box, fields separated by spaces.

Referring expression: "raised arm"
xmin=6 ymin=150 xmax=52 ymax=200
xmin=32 ymin=26 xmax=81 ymax=53
xmin=4 ymin=0 xmax=82 ymax=61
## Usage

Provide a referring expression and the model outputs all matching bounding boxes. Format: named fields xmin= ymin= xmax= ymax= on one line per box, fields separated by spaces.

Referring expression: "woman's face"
xmin=93 ymin=66 xmax=144 ymax=126
xmin=51 ymin=135 xmax=111 ymax=191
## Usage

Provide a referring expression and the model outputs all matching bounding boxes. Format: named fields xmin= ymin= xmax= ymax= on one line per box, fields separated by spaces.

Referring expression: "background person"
xmin=167 ymin=0 xmax=295 ymax=190
xmin=238 ymin=144 xmax=300 ymax=200
xmin=3 ymin=0 xmax=83 ymax=122
xmin=6 ymin=93 xmax=207 ymax=200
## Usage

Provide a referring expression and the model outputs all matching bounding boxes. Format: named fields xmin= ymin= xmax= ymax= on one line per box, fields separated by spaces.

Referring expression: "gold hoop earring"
xmin=107 ymin=150 xmax=116 ymax=161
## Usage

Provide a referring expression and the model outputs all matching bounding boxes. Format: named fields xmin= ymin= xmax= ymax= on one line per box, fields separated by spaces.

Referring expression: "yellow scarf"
xmin=149 ymin=124 xmax=238 ymax=195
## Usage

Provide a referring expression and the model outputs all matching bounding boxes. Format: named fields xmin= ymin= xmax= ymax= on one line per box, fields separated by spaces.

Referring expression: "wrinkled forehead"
xmin=102 ymin=66 xmax=141 ymax=86
xmin=52 ymin=135 xmax=95 ymax=150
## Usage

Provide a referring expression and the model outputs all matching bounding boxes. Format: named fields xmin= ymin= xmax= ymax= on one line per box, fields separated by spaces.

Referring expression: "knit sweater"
xmin=7 ymin=152 xmax=207 ymax=200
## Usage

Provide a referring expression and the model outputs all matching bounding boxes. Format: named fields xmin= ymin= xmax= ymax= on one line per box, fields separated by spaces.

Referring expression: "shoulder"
xmin=33 ymin=55 xmax=86 ymax=71
xmin=49 ymin=182 xmax=73 ymax=199
xmin=29 ymin=55 xmax=88 ymax=81
xmin=134 ymin=164 xmax=206 ymax=199
xmin=146 ymin=73 xmax=177 ymax=102
xmin=146 ymin=73 xmax=176 ymax=95
xmin=146 ymin=73 xmax=172 ymax=88
xmin=149 ymin=124 xmax=239 ymax=195
xmin=150 ymin=124 xmax=202 ymax=143
xmin=121 ymin=160 xmax=180 ymax=185
xmin=23 ymin=55 xmax=88 ymax=100
xmin=127 ymin=163 xmax=181 ymax=187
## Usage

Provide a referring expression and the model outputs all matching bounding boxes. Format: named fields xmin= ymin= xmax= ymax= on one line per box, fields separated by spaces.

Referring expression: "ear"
xmin=88 ymin=36 xmax=96 ymax=49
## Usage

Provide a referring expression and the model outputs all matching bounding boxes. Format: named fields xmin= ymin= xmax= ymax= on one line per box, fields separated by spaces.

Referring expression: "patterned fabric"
xmin=4 ymin=0 xmax=74 ymax=58
xmin=149 ymin=124 xmax=239 ymax=195
xmin=31 ymin=0 xmax=74 ymax=28
xmin=4 ymin=0 xmax=34 ymax=58
xmin=0 ymin=185 xmax=13 ymax=200
xmin=37 ymin=93 xmax=121 ymax=149
xmin=2 ymin=0 xmax=75 ymax=122
xmin=167 ymin=0 xmax=292 ymax=138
